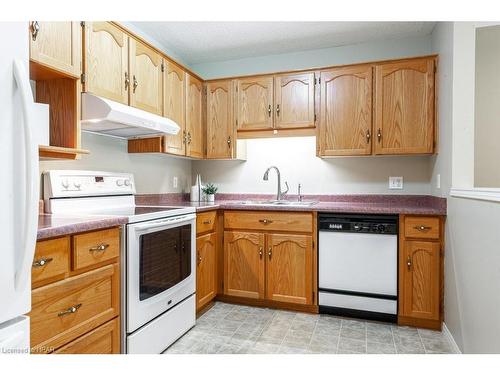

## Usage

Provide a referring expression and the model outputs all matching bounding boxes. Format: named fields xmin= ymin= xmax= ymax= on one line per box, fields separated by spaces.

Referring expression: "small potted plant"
xmin=202 ymin=183 xmax=218 ymax=203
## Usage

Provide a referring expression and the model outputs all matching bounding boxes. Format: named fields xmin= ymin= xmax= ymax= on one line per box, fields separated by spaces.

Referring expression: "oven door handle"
xmin=132 ymin=214 xmax=196 ymax=232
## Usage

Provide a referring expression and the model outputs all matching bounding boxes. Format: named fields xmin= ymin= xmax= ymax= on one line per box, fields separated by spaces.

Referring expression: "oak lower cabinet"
xmin=398 ymin=215 xmax=444 ymax=330
xmin=223 ymin=211 xmax=316 ymax=311
xmin=30 ymin=227 xmax=121 ymax=354
xmin=196 ymin=211 xmax=218 ymax=312
xmin=29 ymin=21 xmax=82 ymax=78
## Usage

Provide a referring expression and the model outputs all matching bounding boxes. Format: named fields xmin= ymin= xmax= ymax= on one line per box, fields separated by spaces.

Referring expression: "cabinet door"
xmin=401 ymin=241 xmax=440 ymax=320
xmin=224 ymin=231 xmax=265 ymax=299
xmin=274 ymin=72 xmax=315 ymax=129
xmin=29 ymin=21 xmax=81 ymax=78
xmin=266 ymin=234 xmax=313 ymax=305
xmin=319 ymin=65 xmax=372 ymax=156
xmin=163 ymin=61 xmax=186 ymax=155
xmin=196 ymin=233 xmax=217 ymax=311
xmin=129 ymin=38 xmax=163 ymax=115
xmin=374 ymin=57 xmax=435 ymax=154
xmin=206 ymin=80 xmax=235 ymax=159
xmin=84 ymin=22 xmax=129 ymax=105
xmin=236 ymin=76 xmax=274 ymax=130
xmin=185 ymin=73 xmax=204 ymax=158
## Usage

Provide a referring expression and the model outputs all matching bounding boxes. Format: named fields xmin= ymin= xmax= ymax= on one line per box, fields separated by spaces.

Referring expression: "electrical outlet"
xmin=173 ymin=176 xmax=178 ymax=189
xmin=389 ymin=176 xmax=403 ymax=190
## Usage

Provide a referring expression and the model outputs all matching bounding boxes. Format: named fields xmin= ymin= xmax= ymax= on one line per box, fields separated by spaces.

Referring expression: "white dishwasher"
xmin=318 ymin=214 xmax=398 ymax=322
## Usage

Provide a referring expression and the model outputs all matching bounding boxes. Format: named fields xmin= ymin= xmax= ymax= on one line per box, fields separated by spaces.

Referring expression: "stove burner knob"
xmin=116 ymin=179 xmax=124 ymax=186
xmin=377 ymin=224 xmax=386 ymax=233
xmin=61 ymin=180 xmax=69 ymax=189
xmin=124 ymin=179 xmax=131 ymax=187
xmin=73 ymin=182 xmax=81 ymax=190
xmin=353 ymin=223 xmax=362 ymax=231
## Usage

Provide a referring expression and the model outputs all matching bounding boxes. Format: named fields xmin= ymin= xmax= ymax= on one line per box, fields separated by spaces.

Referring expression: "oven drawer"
xmin=30 ymin=264 xmax=119 ymax=353
xmin=404 ymin=216 xmax=440 ymax=240
xmin=72 ymin=228 xmax=120 ymax=271
xmin=196 ymin=211 xmax=216 ymax=235
xmin=32 ymin=237 xmax=70 ymax=288
xmin=224 ymin=211 xmax=313 ymax=233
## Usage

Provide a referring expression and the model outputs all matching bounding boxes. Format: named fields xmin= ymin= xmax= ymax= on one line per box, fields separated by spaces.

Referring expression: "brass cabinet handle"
xmin=366 ymin=129 xmax=371 ymax=143
xmin=268 ymin=104 xmax=272 ymax=117
xmin=259 ymin=219 xmax=273 ymax=224
xmin=187 ymin=132 xmax=192 ymax=144
xmin=58 ymin=303 xmax=82 ymax=317
xmin=268 ymin=248 xmax=272 ymax=260
xmin=133 ymin=75 xmax=138 ymax=93
xmin=276 ymin=104 xmax=280 ymax=117
xmin=377 ymin=128 xmax=382 ymax=143
xmin=31 ymin=21 xmax=40 ymax=41
xmin=259 ymin=247 xmax=263 ymax=259
xmin=197 ymin=252 xmax=202 ymax=265
xmin=125 ymin=72 xmax=130 ymax=90
xmin=89 ymin=243 xmax=109 ymax=252
xmin=182 ymin=130 xmax=187 ymax=144
xmin=32 ymin=257 xmax=53 ymax=268
xmin=406 ymin=256 xmax=412 ymax=270
xmin=202 ymin=220 xmax=211 ymax=225
xmin=227 ymin=136 xmax=232 ymax=148
xmin=414 ymin=225 xmax=432 ymax=232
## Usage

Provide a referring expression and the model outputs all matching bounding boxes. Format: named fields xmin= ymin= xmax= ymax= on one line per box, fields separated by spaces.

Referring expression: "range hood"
xmin=81 ymin=93 xmax=180 ymax=138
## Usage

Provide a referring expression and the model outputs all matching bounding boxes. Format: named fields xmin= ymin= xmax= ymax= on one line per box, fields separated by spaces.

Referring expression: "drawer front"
xmin=72 ymin=228 xmax=120 ymax=271
xmin=224 ymin=211 xmax=313 ymax=233
xmin=54 ymin=318 xmax=120 ymax=354
xmin=196 ymin=211 xmax=217 ymax=235
xmin=404 ymin=216 xmax=440 ymax=240
xmin=30 ymin=264 xmax=119 ymax=352
xmin=32 ymin=237 xmax=70 ymax=288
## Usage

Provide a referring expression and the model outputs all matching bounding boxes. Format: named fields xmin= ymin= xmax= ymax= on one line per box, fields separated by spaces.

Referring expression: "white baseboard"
xmin=443 ymin=322 xmax=462 ymax=354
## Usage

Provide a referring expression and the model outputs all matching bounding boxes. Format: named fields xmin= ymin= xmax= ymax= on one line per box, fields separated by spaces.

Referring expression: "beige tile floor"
xmin=165 ymin=302 xmax=456 ymax=354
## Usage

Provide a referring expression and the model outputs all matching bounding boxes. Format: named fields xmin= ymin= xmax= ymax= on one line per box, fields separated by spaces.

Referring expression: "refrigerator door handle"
xmin=12 ymin=60 xmax=38 ymax=291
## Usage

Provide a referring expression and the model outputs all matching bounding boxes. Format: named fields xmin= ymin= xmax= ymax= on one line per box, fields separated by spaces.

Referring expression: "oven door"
xmin=127 ymin=213 xmax=196 ymax=333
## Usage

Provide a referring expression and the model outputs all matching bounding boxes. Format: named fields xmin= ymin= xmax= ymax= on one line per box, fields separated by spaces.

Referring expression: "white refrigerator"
xmin=0 ymin=22 xmax=42 ymax=354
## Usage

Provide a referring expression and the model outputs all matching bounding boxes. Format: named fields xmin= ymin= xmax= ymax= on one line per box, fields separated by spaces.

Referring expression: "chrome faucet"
xmin=263 ymin=166 xmax=289 ymax=201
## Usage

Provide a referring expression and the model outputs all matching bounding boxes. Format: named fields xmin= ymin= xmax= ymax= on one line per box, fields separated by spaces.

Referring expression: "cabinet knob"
xmin=276 ymin=104 xmax=280 ymax=117
xmin=366 ymin=129 xmax=371 ymax=143
xmin=406 ymin=256 xmax=412 ymax=270
xmin=32 ymin=257 xmax=53 ymax=268
xmin=268 ymin=104 xmax=272 ymax=117
xmin=133 ymin=75 xmax=138 ymax=93
xmin=227 ymin=136 xmax=231 ymax=148
xmin=125 ymin=72 xmax=130 ymax=90
xmin=31 ymin=21 xmax=40 ymax=41
xmin=259 ymin=247 xmax=263 ymax=259
xmin=377 ymin=128 xmax=382 ymax=143
xmin=268 ymin=248 xmax=272 ymax=260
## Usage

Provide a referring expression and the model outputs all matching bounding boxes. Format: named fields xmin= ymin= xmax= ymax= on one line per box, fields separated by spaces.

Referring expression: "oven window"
xmin=139 ymin=224 xmax=191 ymax=301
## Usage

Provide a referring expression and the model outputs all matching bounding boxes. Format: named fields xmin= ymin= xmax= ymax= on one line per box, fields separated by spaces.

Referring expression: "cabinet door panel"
xmin=224 ymin=231 xmax=265 ymax=299
xmin=129 ymin=38 xmax=163 ymax=115
xmin=374 ymin=58 xmax=435 ymax=154
xmin=266 ymin=234 xmax=312 ymax=305
xmin=275 ymin=73 xmax=315 ymax=129
xmin=163 ymin=62 xmax=186 ymax=155
xmin=206 ymin=80 xmax=234 ymax=159
xmin=401 ymin=241 xmax=440 ymax=320
xmin=196 ymin=233 xmax=217 ymax=311
xmin=236 ymin=76 xmax=273 ymax=130
xmin=186 ymin=74 xmax=204 ymax=158
xmin=84 ymin=22 xmax=129 ymax=104
xmin=30 ymin=21 xmax=81 ymax=78
xmin=319 ymin=65 xmax=372 ymax=156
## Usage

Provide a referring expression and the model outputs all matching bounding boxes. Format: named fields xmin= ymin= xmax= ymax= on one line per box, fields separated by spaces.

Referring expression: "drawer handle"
xmin=58 ymin=303 xmax=82 ymax=317
xmin=414 ymin=225 xmax=432 ymax=232
xmin=202 ymin=220 xmax=212 ymax=225
xmin=32 ymin=257 xmax=53 ymax=268
xmin=259 ymin=219 xmax=273 ymax=225
xmin=89 ymin=243 xmax=110 ymax=252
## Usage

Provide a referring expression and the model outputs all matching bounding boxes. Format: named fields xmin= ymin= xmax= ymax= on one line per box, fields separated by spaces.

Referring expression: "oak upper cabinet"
xmin=266 ymin=234 xmax=313 ymax=305
xmin=318 ymin=65 xmax=373 ymax=156
xmin=196 ymin=232 xmax=217 ymax=310
xmin=129 ymin=38 xmax=163 ymax=115
xmin=401 ymin=240 xmax=441 ymax=321
xmin=206 ymin=80 xmax=235 ymax=159
xmin=29 ymin=21 xmax=81 ymax=78
xmin=274 ymin=72 xmax=315 ymax=129
xmin=374 ymin=57 xmax=435 ymax=154
xmin=235 ymin=76 xmax=274 ymax=130
xmin=185 ymin=73 xmax=204 ymax=158
xmin=163 ymin=62 xmax=186 ymax=155
xmin=84 ymin=22 xmax=129 ymax=105
xmin=224 ymin=231 xmax=265 ymax=299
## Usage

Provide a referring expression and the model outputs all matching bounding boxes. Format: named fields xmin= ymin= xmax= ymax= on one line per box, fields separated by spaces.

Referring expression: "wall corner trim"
xmin=450 ymin=188 xmax=500 ymax=203
xmin=442 ymin=322 xmax=462 ymax=354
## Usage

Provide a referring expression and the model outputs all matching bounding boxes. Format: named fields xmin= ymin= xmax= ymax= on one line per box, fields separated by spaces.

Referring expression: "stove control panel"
xmin=44 ymin=170 xmax=136 ymax=199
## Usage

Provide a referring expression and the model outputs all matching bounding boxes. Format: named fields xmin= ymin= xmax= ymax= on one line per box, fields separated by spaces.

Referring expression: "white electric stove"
xmin=43 ymin=170 xmax=196 ymax=354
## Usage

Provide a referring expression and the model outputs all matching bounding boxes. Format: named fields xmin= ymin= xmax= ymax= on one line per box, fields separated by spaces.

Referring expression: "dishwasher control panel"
xmin=319 ymin=214 xmax=398 ymax=235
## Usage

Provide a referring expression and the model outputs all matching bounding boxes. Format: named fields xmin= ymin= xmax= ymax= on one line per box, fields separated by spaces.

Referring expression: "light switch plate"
xmin=173 ymin=176 xmax=178 ymax=188
xmin=389 ymin=176 xmax=403 ymax=190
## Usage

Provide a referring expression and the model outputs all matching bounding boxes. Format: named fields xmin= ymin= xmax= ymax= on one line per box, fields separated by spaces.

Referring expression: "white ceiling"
xmin=130 ymin=22 xmax=436 ymax=65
